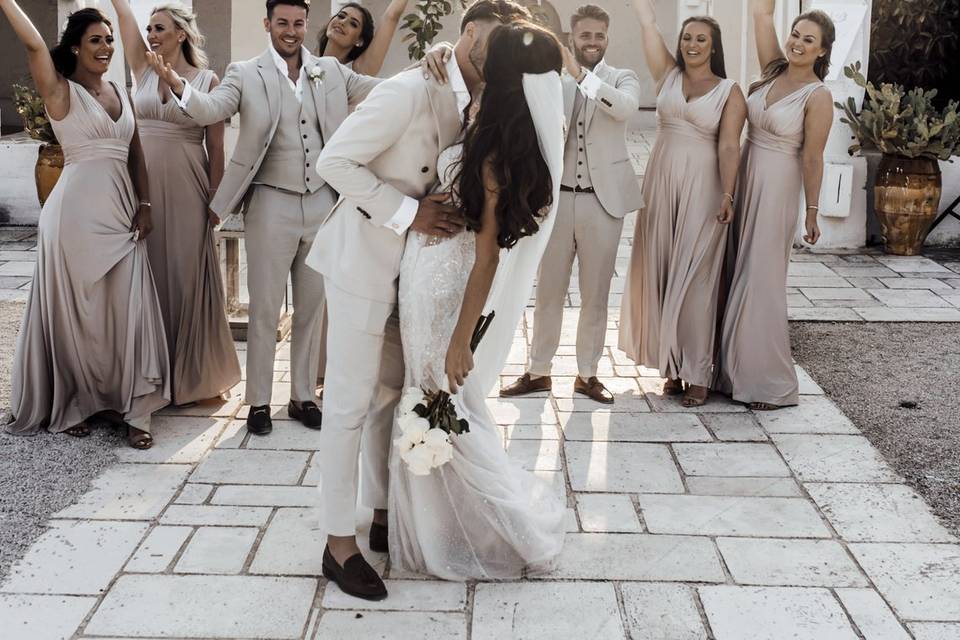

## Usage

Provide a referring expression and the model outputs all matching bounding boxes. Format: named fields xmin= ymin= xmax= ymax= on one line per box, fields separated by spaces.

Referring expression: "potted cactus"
xmin=12 ymin=82 xmax=63 ymax=208
xmin=837 ymin=62 xmax=960 ymax=255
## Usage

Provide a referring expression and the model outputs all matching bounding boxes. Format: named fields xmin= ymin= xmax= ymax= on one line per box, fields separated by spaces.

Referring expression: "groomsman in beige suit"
xmin=307 ymin=0 xmax=530 ymax=601
xmin=502 ymin=4 xmax=643 ymax=404
xmin=152 ymin=0 xmax=379 ymax=435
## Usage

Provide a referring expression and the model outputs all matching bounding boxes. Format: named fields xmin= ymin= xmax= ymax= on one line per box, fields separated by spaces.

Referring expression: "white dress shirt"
xmin=385 ymin=53 xmax=471 ymax=235
xmin=577 ymin=59 xmax=608 ymax=101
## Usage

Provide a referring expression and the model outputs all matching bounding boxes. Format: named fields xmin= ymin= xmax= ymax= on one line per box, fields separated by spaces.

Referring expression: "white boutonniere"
xmin=307 ymin=66 xmax=325 ymax=89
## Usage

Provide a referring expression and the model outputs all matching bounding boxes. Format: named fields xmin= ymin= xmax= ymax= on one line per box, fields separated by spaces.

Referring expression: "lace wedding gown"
xmin=387 ymin=144 xmax=566 ymax=581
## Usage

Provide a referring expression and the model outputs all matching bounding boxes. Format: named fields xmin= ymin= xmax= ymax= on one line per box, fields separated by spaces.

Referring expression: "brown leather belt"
xmin=560 ymin=184 xmax=595 ymax=193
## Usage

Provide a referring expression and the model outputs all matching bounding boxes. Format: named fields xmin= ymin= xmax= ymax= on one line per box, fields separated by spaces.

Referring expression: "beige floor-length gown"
xmin=619 ymin=67 xmax=736 ymax=387
xmin=8 ymin=80 xmax=170 ymax=434
xmin=718 ymin=79 xmax=827 ymax=406
xmin=133 ymin=68 xmax=240 ymax=405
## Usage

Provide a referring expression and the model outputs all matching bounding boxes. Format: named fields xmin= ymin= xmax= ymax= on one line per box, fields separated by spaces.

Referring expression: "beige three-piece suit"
xmin=529 ymin=61 xmax=645 ymax=379
xmin=176 ymin=48 xmax=378 ymax=408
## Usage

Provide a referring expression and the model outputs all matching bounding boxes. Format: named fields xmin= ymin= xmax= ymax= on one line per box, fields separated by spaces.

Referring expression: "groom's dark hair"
xmin=266 ymin=0 xmax=310 ymax=19
xmin=460 ymin=0 xmax=530 ymax=33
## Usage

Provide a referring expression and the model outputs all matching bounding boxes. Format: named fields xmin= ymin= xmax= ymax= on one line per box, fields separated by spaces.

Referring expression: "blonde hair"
xmin=151 ymin=2 xmax=209 ymax=69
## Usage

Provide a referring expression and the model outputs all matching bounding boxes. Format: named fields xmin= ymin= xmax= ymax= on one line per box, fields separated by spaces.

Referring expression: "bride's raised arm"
xmin=630 ymin=0 xmax=675 ymax=85
xmin=109 ymin=0 xmax=149 ymax=79
xmin=0 ymin=0 xmax=69 ymax=120
xmin=752 ymin=0 xmax=785 ymax=70
xmin=445 ymin=162 xmax=501 ymax=394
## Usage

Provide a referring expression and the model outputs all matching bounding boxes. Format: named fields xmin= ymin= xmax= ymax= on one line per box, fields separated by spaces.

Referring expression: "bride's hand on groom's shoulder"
xmin=411 ymin=193 xmax=465 ymax=238
xmin=421 ymin=42 xmax=454 ymax=85
xmin=445 ymin=340 xmax=474 ymax=395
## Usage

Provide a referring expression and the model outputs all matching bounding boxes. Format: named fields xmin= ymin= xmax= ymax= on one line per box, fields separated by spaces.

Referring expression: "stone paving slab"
xmin=849 ymin=543 xmax=960 ymax=621
xmin=84 ymin=574 xmax=317 ymax=638
xmin=472 ymin=582 xmax=623 ymax=640
xmin=699 ymin=586 xmax=860 ymax=640
xmin=835 ymin=588 xmax=912 ymax=640
xmin=620 ymin=583 xmax=708 ymax=640
xmin=1 ymin=520 xmax=149 ymax=596
xmin=0 ymin=594 xmax=97 ymax=640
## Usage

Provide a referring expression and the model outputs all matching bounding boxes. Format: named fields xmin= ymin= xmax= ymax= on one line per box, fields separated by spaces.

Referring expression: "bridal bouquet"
xmin=395 ymin=312 xmax=495 ymax=475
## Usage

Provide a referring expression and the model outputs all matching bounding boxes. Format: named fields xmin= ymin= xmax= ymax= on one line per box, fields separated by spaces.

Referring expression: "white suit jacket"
xmin=306 ymin=69 xmax=462 ymax=303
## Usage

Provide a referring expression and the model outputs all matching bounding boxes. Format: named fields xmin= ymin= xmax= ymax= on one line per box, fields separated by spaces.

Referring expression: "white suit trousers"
xmin=318 ymin=280 xmax=403 ymax=536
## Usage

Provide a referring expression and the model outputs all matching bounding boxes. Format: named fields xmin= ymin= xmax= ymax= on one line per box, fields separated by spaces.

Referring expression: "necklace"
xmin=78 ymin=81 xmax=102 ymax=97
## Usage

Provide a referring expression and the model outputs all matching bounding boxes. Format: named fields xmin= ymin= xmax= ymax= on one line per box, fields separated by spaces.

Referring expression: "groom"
xmin=152 ymin=0 xmax=380 ymax=435
xmin=306 ymin=0 xmax=531 ymax=600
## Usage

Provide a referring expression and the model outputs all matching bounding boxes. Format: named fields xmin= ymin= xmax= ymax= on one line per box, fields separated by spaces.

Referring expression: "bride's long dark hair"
xmin=453 ymin=22 xmax=563 ymax=249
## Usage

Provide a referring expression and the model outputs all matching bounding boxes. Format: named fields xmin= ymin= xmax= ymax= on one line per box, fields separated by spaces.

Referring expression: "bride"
xmin=389 ymin=22 xmax=567 ymax=580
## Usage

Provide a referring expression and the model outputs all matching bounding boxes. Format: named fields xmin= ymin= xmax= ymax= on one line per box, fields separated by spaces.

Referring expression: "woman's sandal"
xmin=126 ymin=425 xmax=154 ymax=450
xmin=681 ymin=386 xmax=710 ymax=408
xmin=663 ymin=378 xmax=685 ymax=396
xmin=64 ymin=423 xmax=91 ymax=438
xmin=749 ymin=402 xmax=781 ymax=411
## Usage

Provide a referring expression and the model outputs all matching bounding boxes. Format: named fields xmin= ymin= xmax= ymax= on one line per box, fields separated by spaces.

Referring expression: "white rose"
xmin=402 ymin=443 xmax=436 ymax=476
xmin=398 ymin=388 xmax=424 ymax=416
xmin=398 ymin=414 xmax=430 ymax=439
xmin=394 ymin=429 xmax=417 ymax=455
xmin=423 ymin=428 xmax=454 ymax=466
xmin=399 ymin=387 xmax=425 ymax=415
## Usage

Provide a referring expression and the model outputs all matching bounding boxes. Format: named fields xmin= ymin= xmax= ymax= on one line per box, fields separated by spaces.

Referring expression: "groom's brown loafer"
xmin=322 ymin=547 xmax=387 ymax=601
xmin=574 ymin=376 xmax=615 ymax=404
xmin=500 ymin=373 xmax=551 ymax=397
xmin=369 ymin=522 xmax=388 ymax=553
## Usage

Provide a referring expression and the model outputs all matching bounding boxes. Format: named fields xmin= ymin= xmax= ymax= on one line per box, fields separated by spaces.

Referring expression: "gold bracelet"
xmin=806 ymin=205 xmax=819 ymax=210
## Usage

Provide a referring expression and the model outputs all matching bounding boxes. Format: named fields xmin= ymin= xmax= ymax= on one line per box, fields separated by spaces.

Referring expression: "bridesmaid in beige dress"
xmin=718 ymin=0 xmax=835 ymax=410
xmin=620 ymin=0 xmax=746 ymax=407
xmin=3 ymin=2 xmax=169 ymax=448
xmin=111 ymin=0 xmax=240 ymax=405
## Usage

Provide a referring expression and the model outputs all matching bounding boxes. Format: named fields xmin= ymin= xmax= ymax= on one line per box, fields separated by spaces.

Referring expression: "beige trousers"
xmin=317 ymin=280 xmax=403 ymax=536
xmin=530 ymin=191 xmax=624 ymax=379
xmin=243 ymin=185 xmax=336 ymax=407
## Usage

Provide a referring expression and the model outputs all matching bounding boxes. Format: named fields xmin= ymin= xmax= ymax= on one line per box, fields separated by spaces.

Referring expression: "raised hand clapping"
xmin=145 ymin=51 xmax=186 ymax=97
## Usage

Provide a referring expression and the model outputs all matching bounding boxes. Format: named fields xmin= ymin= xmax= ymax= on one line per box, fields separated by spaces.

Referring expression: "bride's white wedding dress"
xmin=387 ymin=143 xmax=566 ymax=581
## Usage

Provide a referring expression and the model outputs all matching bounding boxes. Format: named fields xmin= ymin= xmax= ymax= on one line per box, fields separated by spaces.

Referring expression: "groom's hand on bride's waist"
xmin=411 ymin=193 xmax=465 ymax=238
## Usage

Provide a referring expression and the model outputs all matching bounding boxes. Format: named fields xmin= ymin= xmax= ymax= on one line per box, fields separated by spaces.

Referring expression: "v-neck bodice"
xmin=654 ymin=66 xmax=736 ymax=143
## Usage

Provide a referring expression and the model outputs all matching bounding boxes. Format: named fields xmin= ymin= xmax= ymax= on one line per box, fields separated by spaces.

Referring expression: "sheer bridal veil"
xmin=470 ymin=70 xmax=565 ymax=395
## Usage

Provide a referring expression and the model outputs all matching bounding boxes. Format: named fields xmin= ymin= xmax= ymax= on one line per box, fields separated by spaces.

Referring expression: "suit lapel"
xmin=256 ymin=50 xmax=282 ymax=133
xmin=563 ymin=76 xmax=577 ymax=131
xmin=426 ymin=79 xmax=461 ymax=155
xmin=303 ymin=56 xmax=329 ymax=139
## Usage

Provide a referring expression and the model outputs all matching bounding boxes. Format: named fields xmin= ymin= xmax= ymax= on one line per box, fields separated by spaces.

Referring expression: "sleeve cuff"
xmin=578 ymin=70 xmax=603 ymax=100
xmin=385 ymin=196 xmax=418 ymax=235
xmin=174 ymin=80 xmax=193 ymax=108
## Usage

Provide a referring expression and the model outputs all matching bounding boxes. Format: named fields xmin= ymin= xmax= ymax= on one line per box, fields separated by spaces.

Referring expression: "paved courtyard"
xmin=1 ymin=220 xmax=959 ymax=640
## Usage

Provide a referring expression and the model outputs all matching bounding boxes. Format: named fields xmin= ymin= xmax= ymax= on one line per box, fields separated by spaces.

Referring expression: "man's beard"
xmin=468 ymin=38 xmax=485 ymax=79
xmin=574 ymin=44 xmax=605 ymax=70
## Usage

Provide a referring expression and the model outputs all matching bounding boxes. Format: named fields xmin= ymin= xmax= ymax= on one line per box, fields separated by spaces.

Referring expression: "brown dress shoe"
xmin=322 ymin=547 xmax=387 ymax=601
xmin=500 ymin=373 xmax=552 ymax=397
xmin=574 ymin=376 xmax=615 ymax=404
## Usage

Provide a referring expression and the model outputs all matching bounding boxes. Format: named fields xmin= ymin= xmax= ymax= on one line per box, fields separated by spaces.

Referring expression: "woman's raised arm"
xmin=630 ymin=0 xmax=675 ymax=85
xmin=751 ymin=0 xmax=784 ymax=71
xmin=0 ymin=0 xmax=69 ymax=119
xmin=110 ymin=0 xmax=149 ymax=79
xmin=351 ymin=0 xmax=409 ymax=76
